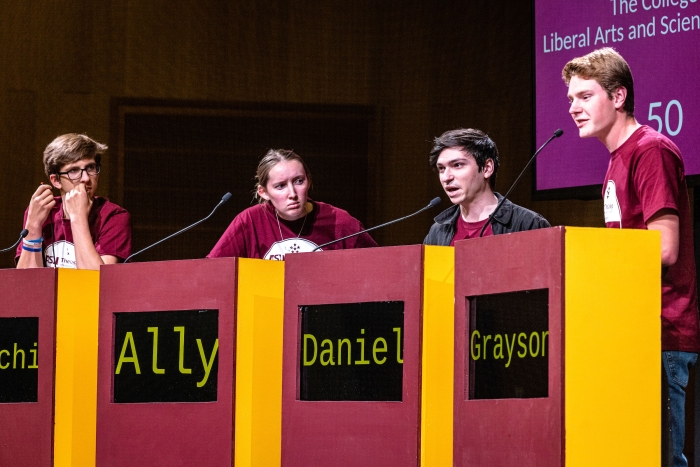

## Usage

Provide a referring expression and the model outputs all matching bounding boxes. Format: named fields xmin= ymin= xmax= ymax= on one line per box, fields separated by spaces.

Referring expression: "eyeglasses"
xmin=57 ymin=164 xmax=101 ymax=181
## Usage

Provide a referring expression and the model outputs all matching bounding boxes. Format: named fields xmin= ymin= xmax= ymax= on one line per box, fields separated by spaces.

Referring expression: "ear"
xmin=256 ymin=185 xmax=269 ymax=201
xmin=612 ymin=86 xmax=627 ymax=111
xmin=483 ymin=159 xmax=495 ymax=180
xmin=49 ymin=174 xmax=62 ymax=190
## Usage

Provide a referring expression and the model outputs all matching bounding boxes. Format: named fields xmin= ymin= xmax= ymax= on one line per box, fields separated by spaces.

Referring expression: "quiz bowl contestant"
xmin=16 ymin=134 xmax=132 ymax=270
xmin=563 ymin=47 xmax=699 ymax=467
xmin=424 ymin=128 xmax=550 ymax=245
xmin=208 ymin=149 xmax=378 ymax=260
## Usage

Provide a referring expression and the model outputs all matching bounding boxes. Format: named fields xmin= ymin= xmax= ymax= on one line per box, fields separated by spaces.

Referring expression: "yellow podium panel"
xmin=54 ymin=268 xmax=100 ymax=467
xmin=235 ymin=258 xmax=285 ymax=467
xmin=565 ymin=227 xmax=660 ymax=466
xmin=421 ymin=245 xmax=455 ymax=467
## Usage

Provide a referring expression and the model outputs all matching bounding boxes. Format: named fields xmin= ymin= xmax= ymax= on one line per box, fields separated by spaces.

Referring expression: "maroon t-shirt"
xmin=207 ymin=200 xmax=378 ymax=260
xmin=16 ymin=196 xmax=132 ymax=268
xmin=603 ymin=125 xmax=700 ymax=351
xmin=450 ymin=216 xmax=493 ymax=245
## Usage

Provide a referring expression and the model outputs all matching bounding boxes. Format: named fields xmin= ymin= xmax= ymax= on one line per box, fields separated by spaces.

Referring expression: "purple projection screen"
xmin=535 ymin=0 xmax=700 ymax=195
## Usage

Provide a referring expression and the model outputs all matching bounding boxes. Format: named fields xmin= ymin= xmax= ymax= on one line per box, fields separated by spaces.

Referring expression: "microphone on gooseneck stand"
xmin=478 ymin=129 xmax=564 ymax=238
xmin=312 ymin=197 xmax=442 ymax=251
xmin=124 ymin=192 xmax=232 ymax=263
xmin=0 ymin=229 xmax=29 ymax=253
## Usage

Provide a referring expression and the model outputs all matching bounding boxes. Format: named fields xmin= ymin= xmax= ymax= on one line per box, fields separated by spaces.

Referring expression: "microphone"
xmin=479 ymin=129 xmax=564 ymax=237
xmin=0 ymin=229 xmax=29 ymax=253
xmin=125 ymin=193 xmax=232 ymax=263
xmin=312 ymin=197 xmax=441 ymax=251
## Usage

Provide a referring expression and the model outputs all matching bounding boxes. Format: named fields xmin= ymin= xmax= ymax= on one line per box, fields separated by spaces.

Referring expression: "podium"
xmin=453 ymin=227 xmax=661 ymax=466
xmin=96 ymin=258 xmax=285 ymax=467
xmin=281 ymin=245 xmax=455 ymax=466
xmin=0 ymin=268 xmax=100 ymax=467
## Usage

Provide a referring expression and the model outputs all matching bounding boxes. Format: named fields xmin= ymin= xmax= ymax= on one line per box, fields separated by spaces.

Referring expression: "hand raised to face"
xmin=63 ymin=183 xmax=93 ymax=221
xmin=25 ymin=184 xmax=56 ymax=235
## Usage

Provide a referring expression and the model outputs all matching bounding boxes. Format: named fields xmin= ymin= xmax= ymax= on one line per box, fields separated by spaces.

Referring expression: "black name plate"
xmin=113 ymin=309 xmax=219 ymax=403
xmin=468 ymin=289 xmax=548 ymax=400
xmin=0 ymin=317 xmax=39 ymax=403
xmin=299 ymin=301 xmax=404 ymax=401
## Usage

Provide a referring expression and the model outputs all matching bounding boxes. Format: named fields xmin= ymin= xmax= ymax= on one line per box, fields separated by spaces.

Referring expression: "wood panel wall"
xmin=0 ymin=0 xmax=606 ymax=266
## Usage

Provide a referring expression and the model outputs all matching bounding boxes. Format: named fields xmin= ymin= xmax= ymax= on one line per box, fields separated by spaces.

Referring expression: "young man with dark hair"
xmin=564 ymin=47 xmax=699 ymax=467
xmin=16 ymin=133 xmax=132 ymax=270
xmin=424 ymin=128 xmax=550 ymax=245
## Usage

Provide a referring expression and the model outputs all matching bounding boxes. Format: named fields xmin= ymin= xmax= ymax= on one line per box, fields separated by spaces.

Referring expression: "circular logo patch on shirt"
xmin=263 ymin=238 xmax=321 ymax=261
xmin=45 ymin=240 xmax=77 ymax=269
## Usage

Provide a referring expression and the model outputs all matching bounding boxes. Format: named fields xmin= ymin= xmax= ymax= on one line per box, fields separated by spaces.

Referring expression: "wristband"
xmin=23 ymin=237 xmax=43 ymax=248
xmin=22 ymin=244 xmax=42 ymax=253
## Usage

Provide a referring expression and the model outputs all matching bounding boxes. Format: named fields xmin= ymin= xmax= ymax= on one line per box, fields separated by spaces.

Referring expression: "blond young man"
xmin=563 ymin=48 xmax=698 ymax=467
xmin=16 ymin=134 xmax=131 ymax=270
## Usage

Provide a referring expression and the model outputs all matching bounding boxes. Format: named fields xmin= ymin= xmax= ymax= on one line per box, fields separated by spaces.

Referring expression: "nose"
xmin=287 ymin=182 xmax=298 ymax=199
xmin=569 ymin=100 xmax=580 ymax=116
xmin=441 ymin=168 xmax=453 ymax=183
xmin=80 ymin=168 xmax=91 ymax=183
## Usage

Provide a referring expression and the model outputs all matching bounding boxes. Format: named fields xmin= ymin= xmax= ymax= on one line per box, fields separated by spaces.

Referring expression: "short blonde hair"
xmin=43 ymin=133 xmax=106 ymax=178
xmin=562 ymin=47 xmax=635 ymax=116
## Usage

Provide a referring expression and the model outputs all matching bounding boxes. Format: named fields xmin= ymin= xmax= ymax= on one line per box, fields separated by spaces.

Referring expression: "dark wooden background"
xmin=0 ymin=0 xmax=609 ymax=264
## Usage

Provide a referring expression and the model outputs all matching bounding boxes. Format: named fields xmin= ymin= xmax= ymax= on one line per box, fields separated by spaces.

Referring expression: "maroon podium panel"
xmin=96 ymin=258 xmax=237 ymax=467
xmin=282 ymin=246 xmax=423 ymax=467
xmin=454 ymin=227 xmax=564 ymax=466
xmin=0 ymin=268 xmax=56 ymax=467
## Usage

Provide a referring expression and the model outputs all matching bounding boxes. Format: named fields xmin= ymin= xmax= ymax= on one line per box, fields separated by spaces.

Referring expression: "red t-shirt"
xmin=450 ymin=216 xmax=493 ymax=245
xmin=16 ymin=196 xmax=132 ymax=268
xmin=603 ymin=125 xmax=700 ymax=351
xmin=207 ymin=200 xmax=378 ymax=260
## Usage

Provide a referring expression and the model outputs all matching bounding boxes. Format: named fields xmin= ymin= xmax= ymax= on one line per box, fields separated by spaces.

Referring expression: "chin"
xmin=577 ymin=123 xmax=600 ymax=139
xmin=281 ymin=210 xmax=303 ymax=221
xmin=448 ymin=195 xmax=465 ymax=206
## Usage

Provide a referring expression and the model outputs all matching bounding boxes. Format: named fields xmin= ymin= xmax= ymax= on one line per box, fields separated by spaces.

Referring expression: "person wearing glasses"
xmin=16 ymin=133 xmax=131 ymax=270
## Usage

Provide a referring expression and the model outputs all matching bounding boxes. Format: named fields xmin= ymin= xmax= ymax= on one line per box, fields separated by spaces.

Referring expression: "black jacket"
xmin=423 ymin=193 xmax=550 ymax=246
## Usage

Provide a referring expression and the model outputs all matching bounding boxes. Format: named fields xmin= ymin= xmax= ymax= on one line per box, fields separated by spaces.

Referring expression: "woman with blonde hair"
xmin=208 ymin=149 xmax=377 ymax=260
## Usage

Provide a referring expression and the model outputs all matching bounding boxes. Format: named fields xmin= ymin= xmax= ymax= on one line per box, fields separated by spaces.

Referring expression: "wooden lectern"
xmin=453 ymin=227 xmax=660 ymax=466
xmin=0 ymin=268 xmax=100 ymax=467
xmin=96 ymin=257 xmax=285 ymax=467
xmin=281 ymin=245 xmax=455 ymax=467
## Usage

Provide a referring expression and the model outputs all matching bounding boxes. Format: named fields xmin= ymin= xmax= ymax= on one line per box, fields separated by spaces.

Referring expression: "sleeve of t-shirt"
xmin=353 ymin=227 xmax=379 ymax=248
xmin=342 ymin=216 xmax=379 ymax=249
xmin=94 ymin=209 xmax=132 ymax=261
xmin=207 ymin=214 xmax=250 ymax=258
xmin=633 ymin=146 xmax=683 ymax=224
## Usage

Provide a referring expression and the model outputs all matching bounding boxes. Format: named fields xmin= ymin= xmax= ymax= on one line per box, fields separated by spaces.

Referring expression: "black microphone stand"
xmin=479 ymin=129 xmax=563 ymax=237
xmin=125 ymin=193 xmax=232 ymax=263
xmin=0 ymin=229 xmax=29 ymax=253
xmin=312 ymin=197 xmax=441 ymax=251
